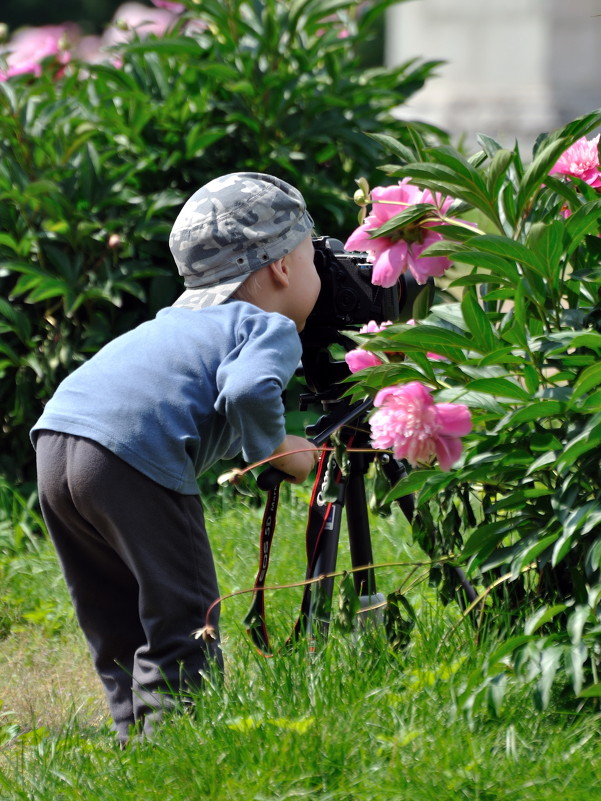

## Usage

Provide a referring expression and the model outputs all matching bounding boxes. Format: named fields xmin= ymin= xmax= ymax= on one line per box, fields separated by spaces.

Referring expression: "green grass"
xmin=2 ymin=484 xmax=601 ymax=800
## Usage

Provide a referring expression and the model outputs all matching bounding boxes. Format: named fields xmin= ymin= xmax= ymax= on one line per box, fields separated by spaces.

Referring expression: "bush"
xmin=0 ymin=0 xmax=442 ymax=484
xmin=341 ymin=109 xmax=601 ymax=715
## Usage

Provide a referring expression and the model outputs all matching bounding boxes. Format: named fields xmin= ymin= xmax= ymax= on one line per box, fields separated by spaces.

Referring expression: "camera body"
xmin=307 ymin=236 xmax=400 ymax=336
xmin=300 ymin=236 xmax=428 ymax=396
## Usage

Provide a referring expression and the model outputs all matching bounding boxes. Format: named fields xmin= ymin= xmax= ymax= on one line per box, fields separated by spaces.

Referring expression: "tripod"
xmin=249 ymin=393 xmax=414 ymax=653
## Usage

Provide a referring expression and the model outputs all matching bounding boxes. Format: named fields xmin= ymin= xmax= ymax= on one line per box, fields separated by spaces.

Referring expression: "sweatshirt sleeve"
xmin=213 ymin=311 xmax=302 ymax=463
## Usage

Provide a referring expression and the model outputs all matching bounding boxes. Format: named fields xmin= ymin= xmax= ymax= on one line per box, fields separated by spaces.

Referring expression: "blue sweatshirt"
xmin=30 ymin=302 xmax=302 ymax=494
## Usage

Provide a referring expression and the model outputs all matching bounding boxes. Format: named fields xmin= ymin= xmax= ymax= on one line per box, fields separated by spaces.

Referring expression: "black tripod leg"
xmin=305 ymin=477 xmax=346 ymax=642
xmin=345 ymin=454 xmax=389 ymax=636
xmin=346 ymin=470 xmax=376 ymax=597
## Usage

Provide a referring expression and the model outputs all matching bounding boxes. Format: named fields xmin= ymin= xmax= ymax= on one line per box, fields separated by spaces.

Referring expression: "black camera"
xmin=299 ymin=236 xmax=432 ymax=397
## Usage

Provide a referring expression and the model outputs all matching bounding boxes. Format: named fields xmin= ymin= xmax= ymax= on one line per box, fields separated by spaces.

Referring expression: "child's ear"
xmin=267 ymin=259 xmax=290 ymax=288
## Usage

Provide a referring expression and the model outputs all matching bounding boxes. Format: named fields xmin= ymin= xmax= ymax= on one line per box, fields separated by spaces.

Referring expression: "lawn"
xmin=1 ymin=485 xmax=601 ymax=800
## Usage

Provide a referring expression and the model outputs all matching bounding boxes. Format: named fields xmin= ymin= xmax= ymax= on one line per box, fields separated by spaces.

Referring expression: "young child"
xmin=30 ymin=172 xmax=321 ymax=743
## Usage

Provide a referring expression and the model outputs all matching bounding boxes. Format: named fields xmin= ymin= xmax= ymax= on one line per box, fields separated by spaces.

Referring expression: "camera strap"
xmin=244 ymin=446 xmax=340 ymax=656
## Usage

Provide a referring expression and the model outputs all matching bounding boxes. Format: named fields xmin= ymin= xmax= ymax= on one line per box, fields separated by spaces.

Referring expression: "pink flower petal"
xmin=406 ymin=251 xmax=450 ymax=284
xmin=359 ymin=320 xmax=392 ymax=334
xmin=371 ymin=184 xmax=411 ymax=222
xmin=345 ymin=349 xmax=382 ymax=373
xmin=434 ymin=435 xmax=463 ymax=471
xmin=372 ymin=240 xmax=409 ymax=287
xmin=435 ymin=403 xmax=473 ymax=437
xmin=344 ymin=227 xmax=371 ymax=253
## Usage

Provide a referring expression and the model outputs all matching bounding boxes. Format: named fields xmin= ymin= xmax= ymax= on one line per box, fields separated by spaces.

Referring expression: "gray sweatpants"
xmin=35 ymin=431 xmax=223 ymax=742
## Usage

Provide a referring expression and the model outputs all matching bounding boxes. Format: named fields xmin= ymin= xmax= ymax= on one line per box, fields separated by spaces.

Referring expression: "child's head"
xmin=169 ymin=172 xmax=315 ymax=312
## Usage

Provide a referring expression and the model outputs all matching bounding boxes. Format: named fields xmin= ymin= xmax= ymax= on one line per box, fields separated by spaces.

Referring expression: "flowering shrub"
xmin=0 ymin=0 xmax=440 ymax=483
xmin=343 ymin=111 xmax=601 ymax=715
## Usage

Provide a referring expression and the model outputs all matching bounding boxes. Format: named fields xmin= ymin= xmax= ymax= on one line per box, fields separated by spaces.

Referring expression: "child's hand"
xmin=268 ymin=435 xmax=320 ymax=484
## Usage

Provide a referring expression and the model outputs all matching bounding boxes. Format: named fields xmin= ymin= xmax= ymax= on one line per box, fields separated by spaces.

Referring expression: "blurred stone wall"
xmin=386 ymin=0 xmax=601 ymax=149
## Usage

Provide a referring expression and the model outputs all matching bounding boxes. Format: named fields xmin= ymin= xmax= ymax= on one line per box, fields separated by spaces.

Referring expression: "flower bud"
xmin=353 ymin=177 xmax=370 ymax=207
xmin=353 ymin=187 xmax=368 ymax=206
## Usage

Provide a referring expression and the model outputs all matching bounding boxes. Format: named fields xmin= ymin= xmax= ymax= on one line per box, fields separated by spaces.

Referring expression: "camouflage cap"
xmin=169 ymin=172 xmax=314 ymax=310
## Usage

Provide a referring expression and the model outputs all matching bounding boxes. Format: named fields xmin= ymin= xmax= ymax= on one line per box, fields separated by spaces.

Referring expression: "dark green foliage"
xmin=348 ymin=109 xmax=601 ymax=713
xmin=0 ymin=0 xmax=441 ymax=483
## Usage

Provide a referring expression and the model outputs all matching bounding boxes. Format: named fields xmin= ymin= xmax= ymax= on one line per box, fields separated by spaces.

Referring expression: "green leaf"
xmin=533 ymin=644 xmax=563 ymax=711
xmin=486 ymin=148 xmax=514 ymax=196
xmin=371 ymin=203 xmax=435 ymax=238
xmin=585 ymin=539 xmax=601 ymax=574
xmin=526 ymin=451 xmax=558 ymax=475
xmin=394 ymin=162 xmax=490 ymax=213
xmin=510 ymin=534 xmax=558 ymax=576
xmin=569 ymin=332 xmax=601 ymax=353
xmin=564 ymin=199 xmax=601 ymax=257
xmin=567 ymin=642 xmax=587 ymax=696
xmin=383 ymin=469 xmax=439 ymax=503
xmin=524 ymin=604 xmax=568 ymax=635
xmin=487 ymin=634 xmax=534 ymax=665
xmin=579 ymin=683 xmax=601 ymax=698
xmin=503 ymin=400 xmax=564 ymax=426
xmin=410 ymin=282 xmax=435 ymax=321
xmin=552 ymin=502 xmax=601 ymax=567
xmin=526 ymin=221 xmax=564 ymax=289
xmin=464 ymin=377 xmax=530 ymax=402
xmin=567 ymin=605 xmax=590 ymax=646
xmin=516 ymin=137 xmax=575 ymax=219
xmin=365 ymin=132 xmax=416 ymax=163
xmin=468 ymin=234 xmax=547 ymax=277
xmin=460 ymin=289 xmax=498 ymax=353
xmin=476 ymin=132 xmax=504 ymax=159
xmin=427 ymin=145 xmax=489 ymax=196
xmin=0 ymin=233 xmax=20 ymax=253
xmin=477 ymin=347 xmax=524 ymax=367
xmin=433 ymin=388 xmax=505 ymax=413
xmin=462 ymin=519 xmax=518 ymax=559
xmin=368 ymin=324 xmax=475 ymax=360
xmin=123 ymin=36 xmax=204 ymax=57
xmin=416 ymin=471 xmax=457 ymax=505
xmin=556 ymin=108 xmax=601 ymax=140
xmin=556 ymin=420 xmax=601 ymax=472
xmin=569 ymin=362 xmax=601 ymax=406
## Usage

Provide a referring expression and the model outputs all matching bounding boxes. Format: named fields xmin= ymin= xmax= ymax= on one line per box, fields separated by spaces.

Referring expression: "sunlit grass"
xmin=1 ymin=485 xmax=601 ymax=800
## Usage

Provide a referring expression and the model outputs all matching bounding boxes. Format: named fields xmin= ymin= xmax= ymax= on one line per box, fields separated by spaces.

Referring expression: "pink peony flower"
xmin=0 ymin=24 xmax=76 ymax=81
xmin=549 ymin=135 xmax=601 ymax=188
xmin=369 ymin=381 xmax=472 ymax=471
xmin=345 ymin=320 xmax=392 ymax=373
xmin=344 ymin=179 xmax=455 ymax=287
xmin=103 ymin=2 xmax=179 ymax=48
